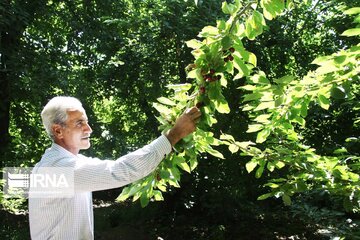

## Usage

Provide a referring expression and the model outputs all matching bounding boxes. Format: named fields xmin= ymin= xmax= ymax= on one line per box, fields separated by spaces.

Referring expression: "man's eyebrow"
xmin=75 ymin=118 xmax=88 ymax=123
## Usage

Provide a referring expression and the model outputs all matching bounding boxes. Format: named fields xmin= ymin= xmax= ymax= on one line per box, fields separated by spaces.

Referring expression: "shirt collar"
xmin=50 ymin=142 xmax=77 ymax=157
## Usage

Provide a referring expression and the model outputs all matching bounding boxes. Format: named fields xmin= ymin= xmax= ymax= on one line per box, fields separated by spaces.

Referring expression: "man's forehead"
xmin=66 ymin=109 xmax=88 ymax=120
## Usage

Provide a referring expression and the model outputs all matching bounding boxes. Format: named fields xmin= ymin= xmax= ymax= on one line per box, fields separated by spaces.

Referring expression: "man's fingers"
xmin=185 ymin=107 xmax=201 ymax=121
xmin=185 ymin=107 xmax=198 ymax=115
xmin=192 ymin=111 xmax=201 ymax=120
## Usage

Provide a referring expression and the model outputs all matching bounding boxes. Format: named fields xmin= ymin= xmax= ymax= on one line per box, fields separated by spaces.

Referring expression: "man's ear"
xmin=52 ymin=124 xmax=64 ymax=139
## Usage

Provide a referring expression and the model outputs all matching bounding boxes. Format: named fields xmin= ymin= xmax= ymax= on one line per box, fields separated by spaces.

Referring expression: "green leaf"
xmin=333 ymin=147 xmax=348 ymax=154
xmin=317 ymin=94 xmax=330 ymax=110
xmin=274 ymin=75 xmax=295 ymax=85
xmin=256 ymin=128 xmax=271 ymax=143
xmin=344 ymin=7 xmax=360 ymax=15
xmin=311 ymin=56 xmax=331 ymax=66
xmin=178 ymin=161 xmax=191 ymax=173
xmin=168 ymin=179 xmax=180 ymax=188
xmin=275 ymin=161 xmax=285 ymax=169
xmin=246 ymin=160 xmax=258 ymax=173
xmin=220 ymin=133 xmax=235 ymax=142
xmin=282 ymin=194 xmax=291 ymax=206
xmin=116 ymin=186 xmax=130 ymax=201
xmin=214 ymin=98 xmax=230 ymax=114
xmin=254 ymin=101 xmax=275 ymax=111
xmin=166 ymin=83 xmax=192 ymax=91
xmin=221 ymin=1 xmax=237 ymax=15
xmin=140 ymin=193 xmax=150 ymax=207
xmin=255 ymin=159 xmax=266 ymax=178
xmin=233 ymin=55 xmax=250 ymax=77
xmin=257 ymin=192 xmax=274 ymax=200
xmin=246 ymin=124 xmax=264 ymax=133
xmin=316 ymin=64 xmax=338 ymax=75
xmin=153 ymin=103 xmax=172 ymax=115
xmin=254 ymin=114 xmax=272 ymax=123
xmin=239 ymin=85 xmax=257 ymax=91
xmin=333 ymin=55 xmax=347 ymax=65
xmin=264 ymin=182 xmax=280 ymax=188
xmin=242 ymin=92 xmax=263 ymax=102
xmin=248 ymin=52 xmax=257 ymax=66
xmin=293 ymin=116 xmax=305 ymax=126
xmin=341 ymin=28 xmax=360 ymax=37
xmin=253 ymin=10 xmax=266 ymax=27
xmin=267 ymin=162 xmax=275 ymax=172
xmin=185 ymin=39 xmax=203 ymax=49
xmin=198 ymin=26 xmax=219 ymax=37
xmin=236 ymin=141 xmax=256 ymax=149
xmin=189 ymin=157 xmax=198 ymax=171
xmin=261 ymin=0 xmax=284 ymax=20
xmin=159 ymin=170 xmax=170 ymax=179
xmin=245 ymin=18 xmax=256 ymax=40
xmin=221 ymin=36 xmax=233 ymax=50
xmin=153 ymin=190 xmax=164 ymax=201
xmin=331 ymin=86 xmax=346 ymax=99
xmin=300 ymin=102 xmax=308 ymax=117
xmin=157 ymin=97 xmax=176 ymax=106
xmin=229 ymin=144 xmax=239 ymax=153
xmin=206 ymin=147 xmax=224 ymax=159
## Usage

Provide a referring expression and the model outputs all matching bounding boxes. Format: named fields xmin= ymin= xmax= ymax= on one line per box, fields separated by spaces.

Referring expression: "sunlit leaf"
xmin=246 ymin=160 xmax=258 ymax=173
xmin=229 ymin=144 xmax=239 ymax=153
xmin=255 ymin=159 xmax=266 ymax=178
xmin=256 ymin=128 xmax=271 ymax=143
xmin=246 ymin=124 xmax=264 ymax=133
xmin=341 ymin=28 xmax=360 ymax=37
xmin=257 ymin=192 xmax=274 ymax=200
xmin=198 ymin=26 xmax=219 ymax=37
xmin=206 ymin=147 xmax=225 ymax=159
xmin=157 ymin=97 xmax=176 ymax=106
xmin=344 ymin=7 xmax=360 ymax=15
xmin=317 ymin=94 xmax=330 ymax=110
xmin=166 ymin=83 xmax=192 ymax=91
xmin=153 ymin=190 xmax=164 ymax=201
xmin=254 ymin=101 xmax=275 ymax=111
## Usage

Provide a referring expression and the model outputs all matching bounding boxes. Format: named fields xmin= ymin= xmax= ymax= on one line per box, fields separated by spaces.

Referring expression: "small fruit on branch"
xmin=196 ymin=102 xmax=205 ymax=108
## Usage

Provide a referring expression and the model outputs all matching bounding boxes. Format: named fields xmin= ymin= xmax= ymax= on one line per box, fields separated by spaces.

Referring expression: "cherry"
xmin=203 ymin=74 xmax=211 ymax=81
xmin=196 ymin=102 xmax=204 ymax=108
xmin=229 ymin=47 xmax=235 ymax=53
xmin=224 ymin=57 xmax=229 ymax=62
xmin=209 ymin=69 xmax=215 ymax=75
xmin=199 ymin=86 xmax=206 ymax=94
xmin=228 ymin=55 xmax=234 ymax=61
xmin=156 ymin=173 xmax=161 ymax=181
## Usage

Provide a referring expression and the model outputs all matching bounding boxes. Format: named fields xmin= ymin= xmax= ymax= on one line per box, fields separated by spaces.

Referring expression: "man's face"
xmin=53 ymin=109 xmax=93 ymax=155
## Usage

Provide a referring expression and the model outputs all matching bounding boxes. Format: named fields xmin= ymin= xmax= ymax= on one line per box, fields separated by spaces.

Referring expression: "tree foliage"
xmin=117 ymin=0 xmax=360 ymax=215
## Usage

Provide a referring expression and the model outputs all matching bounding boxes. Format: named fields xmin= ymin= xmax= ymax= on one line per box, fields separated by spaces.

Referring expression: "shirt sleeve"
xmin=73 ymin=135 xmax=172 ymax=192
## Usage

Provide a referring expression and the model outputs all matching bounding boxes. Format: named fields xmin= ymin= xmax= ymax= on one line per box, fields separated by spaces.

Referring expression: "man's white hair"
xmin=41 ymin=96 xmax=84 ymax=139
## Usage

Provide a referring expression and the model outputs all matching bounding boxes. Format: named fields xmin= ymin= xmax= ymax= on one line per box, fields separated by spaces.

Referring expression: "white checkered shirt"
xmin=29 ymin=135 xmax=171 ymax=240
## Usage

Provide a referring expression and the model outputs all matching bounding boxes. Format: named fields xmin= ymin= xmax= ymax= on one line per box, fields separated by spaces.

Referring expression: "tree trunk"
xmin=0 ymin=2 xmax=12 ymax=156
xmin=0 ymin=0 xmax=48 ymax=157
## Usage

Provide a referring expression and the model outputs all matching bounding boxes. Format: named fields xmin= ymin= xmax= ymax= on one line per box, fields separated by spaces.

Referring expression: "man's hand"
xmin=165 ymin=107 xmax=201 ymax=146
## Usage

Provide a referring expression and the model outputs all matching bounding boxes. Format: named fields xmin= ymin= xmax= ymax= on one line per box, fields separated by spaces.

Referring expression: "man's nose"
xmin=84 ymin=123 xmax=93 ymax=133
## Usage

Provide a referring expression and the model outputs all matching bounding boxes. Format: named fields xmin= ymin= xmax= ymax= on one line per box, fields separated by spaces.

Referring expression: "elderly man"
xmin=29 ymin=96 xmax=201 ymax=240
